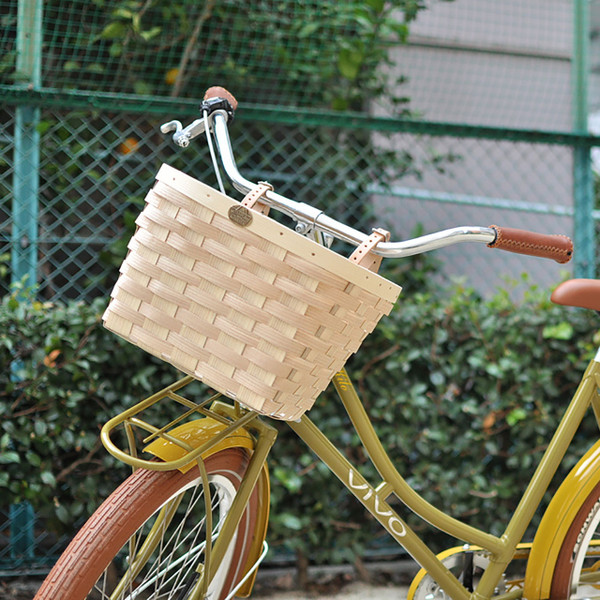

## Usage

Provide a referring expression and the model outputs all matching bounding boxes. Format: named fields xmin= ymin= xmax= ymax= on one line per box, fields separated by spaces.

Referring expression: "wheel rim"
xmin=90 ymin=472 xmax=239 ymax=600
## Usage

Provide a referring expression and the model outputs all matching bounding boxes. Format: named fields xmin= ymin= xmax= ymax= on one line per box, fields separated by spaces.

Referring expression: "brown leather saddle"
xmin=551 ymin=279 xmax=600 ymax=312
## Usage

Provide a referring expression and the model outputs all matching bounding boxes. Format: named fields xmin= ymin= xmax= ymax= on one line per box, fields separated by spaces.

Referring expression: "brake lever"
xmin=160 ymin=119 xmax=182 ymax=135
xmin=160 ymin=118 xmax=207 ymax=148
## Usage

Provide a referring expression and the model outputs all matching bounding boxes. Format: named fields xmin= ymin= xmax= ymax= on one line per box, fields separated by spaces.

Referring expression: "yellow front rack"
xmin=100 ymin=376 xmax=263 ymax=471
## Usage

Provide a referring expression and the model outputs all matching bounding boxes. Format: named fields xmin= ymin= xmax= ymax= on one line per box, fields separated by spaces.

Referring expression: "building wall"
xmin=373 ymin=0 xmax=582 ymax=295
xmin=589 ymin=0 xmax=600 ymax=115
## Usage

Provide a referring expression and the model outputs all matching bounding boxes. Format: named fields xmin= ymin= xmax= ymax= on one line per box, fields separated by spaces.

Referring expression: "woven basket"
xmin=103 ymin=164 xmax=401 ymax=420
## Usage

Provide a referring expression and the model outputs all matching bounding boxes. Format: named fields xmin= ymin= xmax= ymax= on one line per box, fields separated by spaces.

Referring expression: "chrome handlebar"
xmin=211 ymin=113 xmax=497 ymax=256
xmin=161 ymin=110 xmax=497 ymax=257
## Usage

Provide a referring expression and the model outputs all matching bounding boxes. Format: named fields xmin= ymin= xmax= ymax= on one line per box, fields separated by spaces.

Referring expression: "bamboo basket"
xmin=103 ymin=164 xmax=401 ymax=420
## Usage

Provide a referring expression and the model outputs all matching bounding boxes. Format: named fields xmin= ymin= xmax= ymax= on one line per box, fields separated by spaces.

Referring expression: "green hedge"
xmin=1 ymin=273 xmax=598 ymax=565
xmin=0 ymin=283 xmax=179 ymax=531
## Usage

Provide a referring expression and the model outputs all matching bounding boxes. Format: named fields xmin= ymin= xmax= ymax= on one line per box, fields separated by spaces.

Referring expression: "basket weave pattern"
xmin=103 ymin=165 xmax=401 ymax=420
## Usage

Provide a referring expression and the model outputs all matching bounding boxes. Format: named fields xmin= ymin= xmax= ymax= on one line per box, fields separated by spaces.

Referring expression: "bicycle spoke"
xmin=153 ymin=486 xmax=221 ymax=596
xmin=131 ymin=493 xmax=211 ymax=598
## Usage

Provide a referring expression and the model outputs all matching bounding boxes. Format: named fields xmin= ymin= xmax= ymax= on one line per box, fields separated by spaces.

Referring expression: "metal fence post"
xmin=12 ymin=0 xmax=42 ymax=289
xmin=9 ymin=503 xmax=35 ymax=562
xmin=9 ymin=0 xmax=43 ymax=563
xmin=572 ymin=0 xmax=596 ymax=278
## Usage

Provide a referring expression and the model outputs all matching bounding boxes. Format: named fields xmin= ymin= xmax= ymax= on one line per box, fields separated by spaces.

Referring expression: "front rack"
xmin=100 ymin=376 xmax=273 ymax=472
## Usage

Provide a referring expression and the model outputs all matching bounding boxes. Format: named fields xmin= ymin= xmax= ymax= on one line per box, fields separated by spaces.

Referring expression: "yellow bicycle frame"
xmin=523 ymin=361 xmax=600 ymax=599
xmin=287 ymin=358 xmax=600 ymax=600
xmin=100 ymin=353 xmax=600 ymax=599
xmin=144 ymin=413 xmax=272 ymax=598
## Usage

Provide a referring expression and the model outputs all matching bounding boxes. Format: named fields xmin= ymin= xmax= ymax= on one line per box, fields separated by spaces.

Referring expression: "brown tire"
xmin=34 ymin=448 xmax=259 ymax=600
xmin=550 ymin=479 xmax=600 ymax=599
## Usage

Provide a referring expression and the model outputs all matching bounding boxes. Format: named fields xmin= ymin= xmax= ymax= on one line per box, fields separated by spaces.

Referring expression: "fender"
xmin=145 ymin=417 xmax=270 ymax=598
xmin=523 ymin=439 xmax=600 ymax=599
xmin=144 ymin=417 xmax=256 ymax=472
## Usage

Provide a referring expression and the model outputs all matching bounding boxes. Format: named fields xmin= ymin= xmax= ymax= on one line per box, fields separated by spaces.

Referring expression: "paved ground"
xmin=254 ymin=581 xmax=409 ymax=599
xmin=251 ymin=561 xmax=415 ymax=599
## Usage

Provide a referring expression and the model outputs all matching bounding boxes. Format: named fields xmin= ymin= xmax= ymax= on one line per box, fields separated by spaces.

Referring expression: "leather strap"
xmin=242 ymin=181 xmax=273 ymax=216
xmin=349 ymin=228 xmax=390 ymax=272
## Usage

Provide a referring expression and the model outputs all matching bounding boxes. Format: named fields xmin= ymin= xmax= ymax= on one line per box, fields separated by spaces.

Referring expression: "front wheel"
xmin=34 ymin=448 xmax=259 ymax=600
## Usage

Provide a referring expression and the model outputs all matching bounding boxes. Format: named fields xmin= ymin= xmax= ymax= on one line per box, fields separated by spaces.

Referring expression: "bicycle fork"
xmin=103 ymin=386 xmax=277 ymax=600
xmin=186 ymin=409 xmax=276 ymax=600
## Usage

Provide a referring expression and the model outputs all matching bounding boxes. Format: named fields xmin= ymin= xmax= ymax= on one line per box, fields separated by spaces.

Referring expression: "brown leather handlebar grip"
xmin=204 ymin=86 xmax=238 ymax=111
xmin=487 ymin=225 xmax=573 ymax=264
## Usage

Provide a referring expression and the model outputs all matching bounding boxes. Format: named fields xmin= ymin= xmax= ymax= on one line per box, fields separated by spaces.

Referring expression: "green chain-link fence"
xmin=1 ymin=0 xmax=600 ymax=575
xmin=3 ymin=106 xmax=596 ymax=302
xmin=2 ymin=0 xmax=599 ymax=301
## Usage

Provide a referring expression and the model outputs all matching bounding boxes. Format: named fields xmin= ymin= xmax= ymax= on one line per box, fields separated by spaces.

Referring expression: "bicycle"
xmin=32 ymin=87 xmax=600 ymax=600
